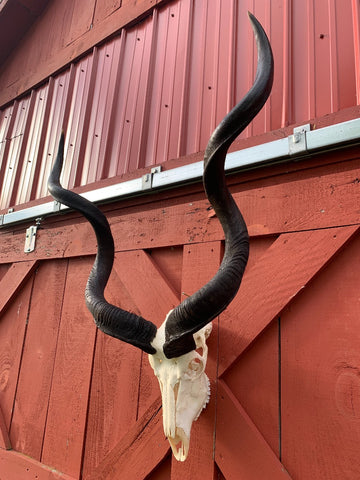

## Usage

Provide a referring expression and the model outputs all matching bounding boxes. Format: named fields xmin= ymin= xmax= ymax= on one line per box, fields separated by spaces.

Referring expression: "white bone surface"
xmin=149 ymin=313 xmax=212 ymax=461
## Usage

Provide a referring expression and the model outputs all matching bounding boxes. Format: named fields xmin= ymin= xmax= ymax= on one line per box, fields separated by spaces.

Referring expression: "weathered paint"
xmin=0 ymin=0 xmax=359 ymax=209
xmin=0 ymin=147 xmax=359 ymax=478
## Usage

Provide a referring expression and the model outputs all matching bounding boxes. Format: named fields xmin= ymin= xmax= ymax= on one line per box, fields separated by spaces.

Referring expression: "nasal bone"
xmin=163 ymin=380 xmax=177 ymax=439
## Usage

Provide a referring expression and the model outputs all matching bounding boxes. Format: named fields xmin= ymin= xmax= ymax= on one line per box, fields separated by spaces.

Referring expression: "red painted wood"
xmin=0 ymin=157 xmax=360 ymax=264
xmin=171 ymin=242 xmax=221 ymax=479
xmin=0 ymin=260 xmax=37 ymax=314
xmin=0 ymin=402 xmax=11 ymax=449
xmin=41 ymin=257 xmax=97 ymax=479
xmin=219 ymin=225 xmax=360 ymax=377
xmin=113 ymin=250 xmax=180 ymax=418
xmin=147 ymin=455 xmax=172 ymax=480
xmin=216 ymin=380 xmax=291 ymax=480
xmin=149 ymin=246 xmax=183 ymax=296
xmin=87 ymin=397 xmax=170 ymax=480
xmin=224 ymin=320 xmax=280 ymax=457
xmin=9 ymin=260 xmax=67 ymax=460
xmin=281 ymin=233 xmax=360 ymax=479
xmin=113 ymin=249 xmax=179 ymax=327
xmin=0 ymin=448 xmax=75 ymax=480
xmin=0 ymin=278 xmax=33 ymax=430
xmin=82 ymin=262 xmax=142 ymax=477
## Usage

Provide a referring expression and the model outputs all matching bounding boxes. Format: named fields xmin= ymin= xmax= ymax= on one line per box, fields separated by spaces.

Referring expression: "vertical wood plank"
xmin=223 ymin=320 xmax=280 ymax=457
xmin=171 ymin=241 xmax=222 ymax=479
xmin=215 ymin=381 xmax=291 ymax=480
xmin=0 ymin=277 xmax=33 ymax=431
xmin=10 ymin=260 xmax=67 ymax=460
xmin=41 ymin=257 xmax=97 ymax=479
xmin=82 ymin=262 xmax=142 ymax=478
xmin=281 ymin=233 xmax=360 ymax=479
xmin=0 ymin=402 xmax=11 ymax=449
xmin=113 ymin=249 xmax=180 ymax=418
xmin=87 ymin=398 xmax=170 ymax=480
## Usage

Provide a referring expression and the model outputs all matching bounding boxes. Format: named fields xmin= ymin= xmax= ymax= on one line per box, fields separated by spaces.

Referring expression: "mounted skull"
xmin=149 ymin=319 xmax=212 ymax=460
xmin=48 ymin=13 xmax=273 ymax=461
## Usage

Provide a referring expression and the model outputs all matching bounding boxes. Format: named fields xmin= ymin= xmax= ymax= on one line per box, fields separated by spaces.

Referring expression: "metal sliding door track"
xmin=1 ymin=117 xmax=359 ymax=228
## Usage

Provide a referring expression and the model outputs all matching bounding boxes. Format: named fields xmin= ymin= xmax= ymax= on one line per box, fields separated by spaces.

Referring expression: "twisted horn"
xmin=48 ymin=134 xmax=157 ymax=354
xmin=162 ymin=13 xmax=274 ymax=358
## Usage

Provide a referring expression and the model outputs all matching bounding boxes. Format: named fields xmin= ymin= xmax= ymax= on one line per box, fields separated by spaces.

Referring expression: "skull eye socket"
xmin=185 ymin=357 xmax=204 ymax=379
xmin=189 ymin=358 xmax=202 ymax=371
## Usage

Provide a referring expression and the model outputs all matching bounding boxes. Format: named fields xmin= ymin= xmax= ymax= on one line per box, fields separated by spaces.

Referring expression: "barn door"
xmin=214 ymin=225 xmax=360 ymax=480
xmin=0 ymin=222 xmax=359 ymax=479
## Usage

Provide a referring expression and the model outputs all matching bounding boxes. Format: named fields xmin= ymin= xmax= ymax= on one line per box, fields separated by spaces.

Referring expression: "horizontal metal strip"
xmin=1 ymin=117 xmax=359 ymax=228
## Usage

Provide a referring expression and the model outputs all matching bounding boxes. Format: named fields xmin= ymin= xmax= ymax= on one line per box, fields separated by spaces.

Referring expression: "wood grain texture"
xmin=0 ymin=279 xmax=33 ymax=431
xmin=0 ymin=159 xmax=360 ymax=264
xmin=9 ymin=260 xmax=67 ymax=460
xmin=0 ymin=403 xmax=11 ymax=449
xmin=41 ymin=257 xmax=97 ymax=478
xmin=87 ymin=397 xmax=170 ymax=480
xmin=0 ymin=260 xmax=37 ymax=314
xmin=0 ymin=449 xmax=75 ymax=480
xmin=82 ymin=262 xmax=143 ymax=478
xmin=218 ymin=225 xmax=360 ymax=377
xmin=113 ymin=250 xmax=180 ymax=418
xmin=171 ymin=242 xmax=221 ymax=479
xmin=216 ymin=381 xmax=291 ymax=480
xmin=281 ymin=233 xmax=360 ymax=479
xmin=224 ymin=320 xmax=280 ymax=457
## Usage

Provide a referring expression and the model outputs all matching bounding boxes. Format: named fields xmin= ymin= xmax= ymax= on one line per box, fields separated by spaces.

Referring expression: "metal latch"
xmin=289 ymin=124 xmax=311 ymax=155
xmin=142 ymin=166 xmax=162 ymax=190
xmin=24 ymin=218 xmax=42 ymax=253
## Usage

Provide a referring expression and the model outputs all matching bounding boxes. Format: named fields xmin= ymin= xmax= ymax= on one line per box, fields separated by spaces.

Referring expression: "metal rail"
xmin=1 ymin=117 xmax=359 ymax=228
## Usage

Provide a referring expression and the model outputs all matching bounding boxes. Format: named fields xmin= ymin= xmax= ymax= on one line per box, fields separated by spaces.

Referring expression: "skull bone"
xmin=149 ymin=315 xmax=212 ymax=461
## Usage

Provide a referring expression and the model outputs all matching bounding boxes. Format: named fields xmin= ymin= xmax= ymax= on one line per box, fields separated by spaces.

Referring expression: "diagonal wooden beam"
xmin=216 ymin=380 xmax=292 ymax=480
xmin=87 ymin=396 xmax=170 ymax=480
xmin=0 ymin=260 xmax=37 ymax=316
xmin=0 ymin=448 xmax=75 ymax=480
xmin=113 ymin=249 xmax=179 ymax=327
xmin=219 ymin=225 xmax=360 ymax=376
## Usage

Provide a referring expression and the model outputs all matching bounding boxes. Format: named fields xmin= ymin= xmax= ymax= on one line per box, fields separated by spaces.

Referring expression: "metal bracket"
xmin=53 ymin=200 xmax=61 ymax=212
xmin=142 ymin=166 xmax=162 ymax=190
xmin=289 ymin=124 xmax=311 ymax=155
xmin=24 ymin=217 xmax=42 ymax=253
xmin=24 ymin=225 xmax=38 ymax=253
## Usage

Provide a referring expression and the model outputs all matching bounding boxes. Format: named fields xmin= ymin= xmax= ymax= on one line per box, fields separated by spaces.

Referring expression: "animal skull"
xmin=149 ymin=314 xmax=212 ymax=461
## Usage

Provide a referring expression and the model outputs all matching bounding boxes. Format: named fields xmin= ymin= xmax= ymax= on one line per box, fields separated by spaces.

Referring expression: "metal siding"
xmin=0 ymin=0 xmax=359 ymax=210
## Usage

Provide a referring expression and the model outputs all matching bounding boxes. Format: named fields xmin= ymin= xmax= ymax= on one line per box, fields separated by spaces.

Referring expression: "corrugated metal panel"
xmin=0 ymin=0 xmax=359 ymax=210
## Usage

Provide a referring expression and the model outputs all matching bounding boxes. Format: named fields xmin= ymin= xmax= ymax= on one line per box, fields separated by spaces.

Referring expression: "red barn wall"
xmin=0 ymin=1 xmax=360 ymax=479
xmin=0 ymin=0 xmax=359 ymax=210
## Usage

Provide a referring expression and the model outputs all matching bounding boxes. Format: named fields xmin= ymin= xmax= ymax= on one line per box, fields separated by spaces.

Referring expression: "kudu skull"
xmin=48 ymin=13 xmax=273 ymax=461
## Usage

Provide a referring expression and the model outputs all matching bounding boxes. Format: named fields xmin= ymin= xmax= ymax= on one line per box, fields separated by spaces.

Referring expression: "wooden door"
xmin=0 ymin=152 xmax=360 ymax=479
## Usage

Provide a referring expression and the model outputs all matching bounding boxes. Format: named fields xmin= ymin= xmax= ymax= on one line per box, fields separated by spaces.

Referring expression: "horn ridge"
xmin=163 ymin=13 xmax=274 ymax=359
xmin=48 ymin=133 xmax=157 ymax=354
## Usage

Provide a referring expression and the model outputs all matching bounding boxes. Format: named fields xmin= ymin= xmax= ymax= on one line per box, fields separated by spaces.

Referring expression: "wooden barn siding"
xmin=0 ymin=0 xmax=359 ymax=210
xmin=0 ymin=146 xmax=359 ymax=479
